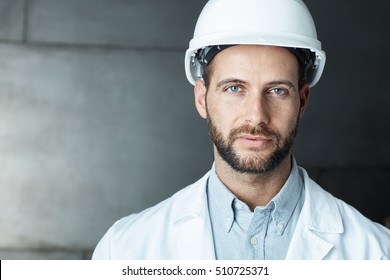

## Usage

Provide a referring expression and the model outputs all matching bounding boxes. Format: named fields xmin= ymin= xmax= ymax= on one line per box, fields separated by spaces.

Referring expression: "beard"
xmin=207 ymin=115 xmax=299 ymax=175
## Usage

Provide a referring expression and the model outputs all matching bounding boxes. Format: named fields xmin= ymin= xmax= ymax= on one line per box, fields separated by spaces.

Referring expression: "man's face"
xmin=194 ymin=45 xmax=310 ymax=174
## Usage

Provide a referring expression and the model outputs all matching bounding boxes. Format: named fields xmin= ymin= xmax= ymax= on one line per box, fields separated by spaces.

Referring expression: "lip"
xmin=237 ymin=134 xmax=272 ymax=148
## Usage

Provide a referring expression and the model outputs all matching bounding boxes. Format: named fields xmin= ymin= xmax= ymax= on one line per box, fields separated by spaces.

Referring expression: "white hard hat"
xmin=184 ymin=0 xmax=326 ymax=87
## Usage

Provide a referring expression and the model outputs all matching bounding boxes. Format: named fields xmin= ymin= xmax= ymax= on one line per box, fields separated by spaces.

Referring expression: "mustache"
xmin=228 ymin=124 xmax=279 ymax=142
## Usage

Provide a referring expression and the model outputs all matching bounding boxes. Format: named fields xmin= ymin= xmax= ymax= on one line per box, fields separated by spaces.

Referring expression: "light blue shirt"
xmin=207 ymin=157 xmax=305 ymax=259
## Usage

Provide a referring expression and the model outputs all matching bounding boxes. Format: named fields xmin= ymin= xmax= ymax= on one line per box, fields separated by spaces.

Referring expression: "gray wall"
xmin=0 ymin=0 xmax=388 ymax=259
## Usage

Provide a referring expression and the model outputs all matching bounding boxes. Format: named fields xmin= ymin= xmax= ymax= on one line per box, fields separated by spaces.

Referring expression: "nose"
xmin=245 ymin=93 xmax=269 ymax=126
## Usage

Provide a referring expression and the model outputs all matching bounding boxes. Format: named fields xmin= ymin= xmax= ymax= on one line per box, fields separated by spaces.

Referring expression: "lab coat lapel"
xmin=286 ymin=168 xmax=343 ymax=260
xmin=285 ymin=226 xmax=334 ymax=259
xmin=171 ymin=172 xmax=216 ymax=259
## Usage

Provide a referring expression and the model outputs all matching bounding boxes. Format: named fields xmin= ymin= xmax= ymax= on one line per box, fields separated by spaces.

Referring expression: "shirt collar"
xmin=270 ymin=157 xmax=303 ymax=235
xmin=207 ymin=157 xmax=304 ymax=235
xmin=208 ymin=163 xmax=236 ymax=232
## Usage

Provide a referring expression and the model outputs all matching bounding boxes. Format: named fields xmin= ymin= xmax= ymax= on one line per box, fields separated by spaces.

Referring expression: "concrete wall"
xmin=0 ymin=0 xmax=389 ymax=259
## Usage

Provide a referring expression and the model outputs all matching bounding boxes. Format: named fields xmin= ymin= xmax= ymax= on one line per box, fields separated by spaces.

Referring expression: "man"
xmin=92 ymin=0 xmax=390 ymax=259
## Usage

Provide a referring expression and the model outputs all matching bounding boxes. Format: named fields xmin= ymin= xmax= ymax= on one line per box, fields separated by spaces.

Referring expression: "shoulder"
xmin=333 ymin=194 xmax=390 ymax=245
xmin=299 ymin=167 xmax=390 ymax=259
xmin=92 ymin=171 xmax=210 ymax=259
xmin=331 ymin=196 xmax=390 ymax=259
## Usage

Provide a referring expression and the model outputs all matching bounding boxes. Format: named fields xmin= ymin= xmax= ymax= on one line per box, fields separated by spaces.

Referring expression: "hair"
xmin=202 ymin=60 xmax=214 ymax=90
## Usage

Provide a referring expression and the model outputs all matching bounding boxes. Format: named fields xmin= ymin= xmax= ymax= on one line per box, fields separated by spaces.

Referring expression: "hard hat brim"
xmin=184 ymin=32 xmax=326 ymax=87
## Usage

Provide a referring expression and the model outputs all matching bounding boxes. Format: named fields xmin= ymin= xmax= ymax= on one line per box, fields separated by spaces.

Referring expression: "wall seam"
xmin=22 ymin=0 xmax=30 ymax=43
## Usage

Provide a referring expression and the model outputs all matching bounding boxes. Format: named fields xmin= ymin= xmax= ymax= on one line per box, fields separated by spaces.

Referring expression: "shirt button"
xmin=234 ymin=202 xmax=242 ymax=210
xmin=250 ymin=237 xmax=258 ymax=246
xmin=277 ymin=223 xmax=284 ymax=231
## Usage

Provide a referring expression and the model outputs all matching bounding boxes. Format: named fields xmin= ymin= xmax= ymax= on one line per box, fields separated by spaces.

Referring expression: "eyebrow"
xmin=216 ymin=78 xmax=248 ymax=89
xmin=266 ymin=80 xmax=297 ymax=90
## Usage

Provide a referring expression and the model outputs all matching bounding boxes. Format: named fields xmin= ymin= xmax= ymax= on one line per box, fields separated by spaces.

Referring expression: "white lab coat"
xmin=92 ymin=167 xmax=390 ymax=259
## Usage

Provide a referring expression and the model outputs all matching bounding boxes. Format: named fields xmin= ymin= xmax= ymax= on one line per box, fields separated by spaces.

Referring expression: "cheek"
xmin=207 ymin=97 xmax=235 ymax=131
xmin=270 ymin=103 xmax=300 ymax=131
xmin=210 ymin=112 xmax=233 ymax=136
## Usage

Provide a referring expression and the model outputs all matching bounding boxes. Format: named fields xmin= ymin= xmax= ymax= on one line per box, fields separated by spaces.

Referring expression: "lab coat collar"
xmin=300 ymin=168 xmax=343 ymax=233
xmin=171 ymin=171 xmax=216 ymax=259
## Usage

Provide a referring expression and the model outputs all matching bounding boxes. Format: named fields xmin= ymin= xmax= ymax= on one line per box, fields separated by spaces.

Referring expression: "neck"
xmin=214 ymin=151 xmax=292 ymax=211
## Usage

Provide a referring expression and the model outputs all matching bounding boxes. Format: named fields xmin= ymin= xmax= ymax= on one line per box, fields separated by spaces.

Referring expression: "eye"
xmin=226 ymin=85 xmax=242 ymax=93
xmin=269 ymin=87 xmax=287 ymax=95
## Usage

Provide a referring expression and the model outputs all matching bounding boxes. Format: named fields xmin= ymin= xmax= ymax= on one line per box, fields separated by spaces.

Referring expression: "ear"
xmin=298 ymin=83 xmax=311 ymax=119
xmin=194 ymin=80 xmax=208 ymax=119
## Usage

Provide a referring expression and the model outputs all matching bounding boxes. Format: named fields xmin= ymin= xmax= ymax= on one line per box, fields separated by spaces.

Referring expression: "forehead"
xmin=210 ymin=45 xmax=300 ymax=82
